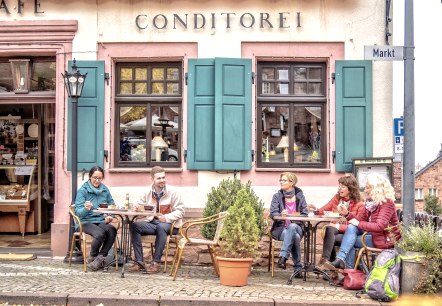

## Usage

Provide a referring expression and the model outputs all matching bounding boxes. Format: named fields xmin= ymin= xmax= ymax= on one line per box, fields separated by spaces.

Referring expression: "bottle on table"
xmin=125 ymin=193 xmax=130 ymax=209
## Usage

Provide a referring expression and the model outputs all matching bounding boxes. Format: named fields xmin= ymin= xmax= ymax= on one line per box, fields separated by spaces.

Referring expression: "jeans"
xmin=336 ymin=224 xmax=374 ymax=269
xmin=131 ymin=220 xmax=178 ymax=263
xmin=322 ymin=225 xmax=343 ymax=261
xmin=279 ymin=223 xmax=304 ymax=270
xmin=82 ymin=222 xmax=117 ymax=257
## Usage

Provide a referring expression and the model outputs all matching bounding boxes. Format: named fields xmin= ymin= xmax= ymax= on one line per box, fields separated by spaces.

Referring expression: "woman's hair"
xmin=365 ymin=173 xmax=395 ymax=204
xmin=338 ymin=174 xmax=361 ymax=201
xmin=88 ymin=166 xmax=105 ymax=179
xmin=280 ymin=172 xmax=298 ymax=187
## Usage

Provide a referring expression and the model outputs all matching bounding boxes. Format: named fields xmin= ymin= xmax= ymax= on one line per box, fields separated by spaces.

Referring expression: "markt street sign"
xmin=364 ymin=45 xmax=404 ymax=61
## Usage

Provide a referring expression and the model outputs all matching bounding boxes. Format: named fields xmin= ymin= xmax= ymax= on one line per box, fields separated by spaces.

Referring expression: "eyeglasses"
xmin=279 ymin=179 xmax=289 ymax=183
xmin=91 ymin=177 xmax=103 ymax=181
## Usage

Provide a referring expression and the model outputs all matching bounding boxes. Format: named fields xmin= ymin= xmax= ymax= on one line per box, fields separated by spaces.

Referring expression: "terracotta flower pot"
xmin=217 ymin=256 xmax=253 ymax=287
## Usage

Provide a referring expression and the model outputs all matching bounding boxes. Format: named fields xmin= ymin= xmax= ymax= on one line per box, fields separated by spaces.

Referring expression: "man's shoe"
xmin=128 ymin=261 xmax=146 ymax=273
xmin=146 ymin=262 xmax=160 ymax=274
xmin=323 ymin=258 xmax=345 ymax=271
xmin=87 ymin=255 xmax=105 ymax=271
xmin=86 ymin=256 xmax=96 ymax=264
xmin=277 ymin=256 xmax=287 ymax=270
xmin=293 ymin=267 xmax=304 ymax=279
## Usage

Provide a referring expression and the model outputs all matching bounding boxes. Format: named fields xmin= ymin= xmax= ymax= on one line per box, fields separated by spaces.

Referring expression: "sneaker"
xmin=323 ymin=258 xmax=345 ymax=271
xmin=277 ymin=256 xmax=287 ymax=270
xmin=87 ymin=254 xmax=105 ymax=271
xmin=146 ymin=262 xmax=160 ymax=274
xmin=86 ymin=256 xmax=96 ymax=264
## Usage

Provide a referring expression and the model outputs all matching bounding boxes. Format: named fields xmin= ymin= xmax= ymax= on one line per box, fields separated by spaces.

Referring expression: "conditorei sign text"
xmin=135 ymin=12 xmax=301 ymax=30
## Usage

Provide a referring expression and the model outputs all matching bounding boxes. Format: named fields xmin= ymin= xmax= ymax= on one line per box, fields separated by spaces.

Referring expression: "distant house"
xmin=415 ymin=144 xmax=442 ymax=211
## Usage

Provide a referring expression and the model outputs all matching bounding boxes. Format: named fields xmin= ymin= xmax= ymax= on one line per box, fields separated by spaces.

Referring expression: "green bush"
xmin=424 ymin=194 xmax=442 ymax=215
xmin=201 ymin=178 xmax=264 ymax=240
xmin=219 ymin=188 xmax=260 ymax=258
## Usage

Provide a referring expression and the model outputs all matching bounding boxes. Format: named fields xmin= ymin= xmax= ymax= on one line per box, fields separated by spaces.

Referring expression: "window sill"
xmin=255 ymin=167 xmax=331 ymax=173
xmin=108 ymin=167 xmax=183 ymax=173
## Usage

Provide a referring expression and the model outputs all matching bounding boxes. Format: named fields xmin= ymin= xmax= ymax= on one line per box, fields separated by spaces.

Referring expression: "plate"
xmin=97 ymin=208 xmax=127 ymax=212
xmin=15 ymin=125 xmax=24 ymax=135
xmin=28 ymin=124 xmax=38 ymax=138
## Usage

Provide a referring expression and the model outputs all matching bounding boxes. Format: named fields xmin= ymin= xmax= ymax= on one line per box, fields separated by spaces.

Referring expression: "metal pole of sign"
xmin=403 ymin=0 xmax=415 ymax=227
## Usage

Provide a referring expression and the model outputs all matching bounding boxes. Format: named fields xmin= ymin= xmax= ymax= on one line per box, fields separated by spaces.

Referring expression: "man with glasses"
xmin=129 ymin=166 xmax=185 ymax=274
xmin=75 ymin=166 xmax=117 ymax=271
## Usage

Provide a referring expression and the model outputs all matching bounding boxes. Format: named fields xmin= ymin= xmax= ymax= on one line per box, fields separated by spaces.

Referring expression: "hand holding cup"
xmin=84 ymin=201 xmax=93 ymax=210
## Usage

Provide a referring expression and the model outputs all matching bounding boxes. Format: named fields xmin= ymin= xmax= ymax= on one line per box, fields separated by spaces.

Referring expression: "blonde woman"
xmin=324 ymin=174 xmax=401 ymax=270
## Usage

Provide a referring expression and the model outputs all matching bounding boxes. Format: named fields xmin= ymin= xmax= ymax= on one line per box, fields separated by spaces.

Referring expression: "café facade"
xmin=0 ymin=0 xmax=395 ymax=256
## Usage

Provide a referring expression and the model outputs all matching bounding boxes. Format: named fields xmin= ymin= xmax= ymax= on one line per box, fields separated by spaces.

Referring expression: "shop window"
xmin=115 ymin=62 xmax=182 ymax=168
xmin=415 ymin=188 xmax=423 ymax=200
xmin=0 ymin=57 xmax=56 ymax=93
xmin=257 ymin=62 xmax=326 ymax=168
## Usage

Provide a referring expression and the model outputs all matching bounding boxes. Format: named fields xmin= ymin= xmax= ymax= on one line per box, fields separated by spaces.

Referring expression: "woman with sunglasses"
xmin=75 ymin=166 xmax=117 ymax=271
xmin=270 ymin=172 xmax=308 ymax=276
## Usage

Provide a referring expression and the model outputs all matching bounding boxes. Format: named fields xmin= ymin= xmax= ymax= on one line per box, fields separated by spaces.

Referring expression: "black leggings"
xmin=82 ymin=222 xmax=117 ymax=257
xmin=322 ymin=225 xmax=343 ymax=261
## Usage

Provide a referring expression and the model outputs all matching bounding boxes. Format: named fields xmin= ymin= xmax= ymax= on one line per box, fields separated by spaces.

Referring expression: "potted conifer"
xmin=216 ymin=187 xmax=260 ymax=286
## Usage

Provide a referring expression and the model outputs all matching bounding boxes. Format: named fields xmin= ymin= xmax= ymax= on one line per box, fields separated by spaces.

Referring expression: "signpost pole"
xmin=403 ymin=0 xmax=415 ymax=227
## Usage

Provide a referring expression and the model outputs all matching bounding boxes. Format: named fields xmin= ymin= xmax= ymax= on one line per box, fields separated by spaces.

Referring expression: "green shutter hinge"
xmin=104 ymin=73 xmax=110 ymax=85
xmin=185 ymin=72 xmax=188 ymax=85
xmin=251 ymin=150 xmax=255 ymax=162
xmin=331 ymin=73 xmax=336 ymax=84
xmin=184 ymin=149 xmax=187 ymax=162
xmin=251 ymin=72 xmax=255 ymax=84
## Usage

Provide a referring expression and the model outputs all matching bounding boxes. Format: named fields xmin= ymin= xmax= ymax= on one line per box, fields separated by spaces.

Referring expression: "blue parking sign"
xmin=394 ymin=118 xmax=404 ymax=136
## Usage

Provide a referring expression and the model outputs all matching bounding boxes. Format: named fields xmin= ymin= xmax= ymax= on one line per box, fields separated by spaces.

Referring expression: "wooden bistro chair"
xmin=170 ymin=211 xmax=228 ymax=281
xmin=68 ymin=206 xmax=119 ymax=272
xmin=354 ymin=231 xmax=383 ymax=271
xmin=265 ymin=213 xmax=283 ymax=277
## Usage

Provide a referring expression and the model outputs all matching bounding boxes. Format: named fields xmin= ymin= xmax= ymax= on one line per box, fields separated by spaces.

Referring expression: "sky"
xmin=393 ymin=1 xmax=442 ymax=167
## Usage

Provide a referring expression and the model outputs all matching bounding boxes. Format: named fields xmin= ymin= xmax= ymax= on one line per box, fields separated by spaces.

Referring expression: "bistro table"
xmin=274 ymin=214 xmax=343 ymax=285
xmin=94 ymin=208 xmax=161 ymax=278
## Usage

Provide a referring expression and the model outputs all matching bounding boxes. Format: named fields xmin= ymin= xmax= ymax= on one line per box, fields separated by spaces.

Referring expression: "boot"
xmin=86 ymin=256 xmax=96 ymax=264
xmin=323 ymin=258 xmax=345 ymax=271
xmin=277 ymin=256 xmax=287 ymax=270
xmin=87 ymin=254 xmax=105 ymax=271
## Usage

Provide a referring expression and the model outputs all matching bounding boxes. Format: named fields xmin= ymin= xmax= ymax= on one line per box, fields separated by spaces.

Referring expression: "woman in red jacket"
xmin=311 ymin=175 xmax=365 ymax=264
xmin=324 ymin=173 xmax=401 ymax=270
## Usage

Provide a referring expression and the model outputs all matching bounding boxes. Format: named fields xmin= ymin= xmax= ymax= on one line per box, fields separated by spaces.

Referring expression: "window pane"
xmin=167 ymin=83 xmax=179 ymax=94
xmin=294 ymin=82 xmax=307 ymax=94
xmin=309 ymin=68 xmax=322 ymax=79
xmin=152 ymin=68 xmax=164 ymax=80
xmin=151 ymin=106 xmax=180 ymax=162
xmin=0 ymin=62 xmax=13 ymax=92
xmin=262 ymin=82 xmax=274 ymax=94
xmin=31 ymin=61 xmax=56 ymax=91
xmin=294 ymin=67 xmax=307 ymax=80
xmin=120 ymin=68 xmax=132 ymax=80
xmin=262 ymin=68 xmax=274 ymax=80
xmin=278 ymin=69 xmax=289 ymax=80
xmin=308 ymin=82 xmax=322 ymax=95
xmin=119 ymin=106 xmax=147 ymax=163
xmin=261 ymin=105 xmax=289 ymax=164
xmin=152 ymin=82 xmax=164 ymax=94
xmin=120 ymin=82 xmax=132 ymax=94
xmin=293 ymin=106 xmax=321 ymax=164
xmin=135 ymin=83 xmax=147 ymax=94
xmin=167 ymin=68 xmax=179 ymax=80
xmin=135 ymin=68 xmax=147 ymax=80
xmin=277 ymin=83 xmax=289 ymax=94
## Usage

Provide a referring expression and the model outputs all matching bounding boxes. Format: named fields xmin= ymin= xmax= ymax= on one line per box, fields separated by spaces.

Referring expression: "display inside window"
xmin=352 ymin=158 xmax=393 ymax=192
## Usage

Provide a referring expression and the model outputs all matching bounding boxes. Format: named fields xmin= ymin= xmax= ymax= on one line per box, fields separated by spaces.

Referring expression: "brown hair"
xmin=338 ymin=174 xmax=361 ymax=201
xmin=280 ymin=172 xmax=298 ymax=187
xmin=150 ymin=166 xmax=165 ymax=178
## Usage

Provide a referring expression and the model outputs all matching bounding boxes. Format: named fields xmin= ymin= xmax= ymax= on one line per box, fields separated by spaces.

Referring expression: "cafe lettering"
xmin=135 ymin=12 xmax=297 ymax=30
xmin=0 ymin=0 xmax=44 ymax=14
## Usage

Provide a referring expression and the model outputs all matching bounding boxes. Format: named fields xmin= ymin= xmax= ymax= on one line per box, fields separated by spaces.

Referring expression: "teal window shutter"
xmin=335 ymin=60 xmax=373 ymax=172
xmin=187 ymin=58 xmax=252 ymax=170
xmin=214 ymin=58 xmax=252 ymax=170
xmin=187 ymin=59 xmax=216 ymax=170
xmin=67 ymin=60 xmax=105 ymax=171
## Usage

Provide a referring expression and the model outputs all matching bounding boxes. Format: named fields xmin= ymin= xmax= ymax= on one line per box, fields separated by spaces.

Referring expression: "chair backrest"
xmin=213 ymin=211 xmax=228 ymax=244
xmin=69 ymin=205 xmax=82 ymax=233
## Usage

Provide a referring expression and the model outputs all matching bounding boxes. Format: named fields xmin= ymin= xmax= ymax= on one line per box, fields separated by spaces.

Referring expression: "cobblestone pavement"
xmin=0 ymin=257 xmax=385 ymax=305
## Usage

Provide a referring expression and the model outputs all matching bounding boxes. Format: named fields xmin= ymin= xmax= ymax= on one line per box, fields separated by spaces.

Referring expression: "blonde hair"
xmin=280 ymin=172 xmax=298 ymax=187
xmin=365 ymin=174 xmax=395 ymax=204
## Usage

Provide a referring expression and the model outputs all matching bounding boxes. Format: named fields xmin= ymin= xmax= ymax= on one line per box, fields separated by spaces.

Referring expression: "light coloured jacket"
xmin=136 ymin=184 xmax=185 ymax=228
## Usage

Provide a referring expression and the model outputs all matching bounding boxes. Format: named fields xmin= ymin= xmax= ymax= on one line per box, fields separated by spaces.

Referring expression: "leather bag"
xmin=342 ymin=269 xmax=366 ymax=290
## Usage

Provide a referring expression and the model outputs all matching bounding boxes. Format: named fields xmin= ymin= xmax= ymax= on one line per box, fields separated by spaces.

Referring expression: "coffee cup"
xmin=99 ymin=203 xmax=108 ymax=208
xmin=324 ymin=211 xmax=331 ymax=217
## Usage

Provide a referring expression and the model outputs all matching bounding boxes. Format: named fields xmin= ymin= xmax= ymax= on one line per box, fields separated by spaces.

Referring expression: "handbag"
xmin=342 ymin=268 xmax=366 ymax=290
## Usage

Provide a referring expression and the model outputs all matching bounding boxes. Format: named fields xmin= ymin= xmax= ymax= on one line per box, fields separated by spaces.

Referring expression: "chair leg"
xmin=82 ymin=236 xmax=87 ymax=273
xmin=163 ymin=236 xmax=170 ymax=273
xmin=172 ymin=247 xmax=184 ymax=281
xmin=208 ymin=246 xmax=219 ymax=276
xmin=354 ymin=248 xmax=364 ymax=269
xmin=268 ymin=237 xmax=272 ymax=272
xmin=271 ymin=240 xmax=275 ymax=277
xmin=169 ymin=241 xmax=180 ymax=276
xmin=114 ymin=240 xmax=118 ymax=272
xmin=68 ymin=235 xmax=76 ymax=267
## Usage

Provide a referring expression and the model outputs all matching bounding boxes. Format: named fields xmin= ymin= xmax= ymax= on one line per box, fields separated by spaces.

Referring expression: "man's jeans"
xmin=336 ymin=224 xmax=374 ymax=269
xmin=279 ymin=223 xmax=304 ymax=270
xmin=131 ymin=220 xmax=178 ymax=263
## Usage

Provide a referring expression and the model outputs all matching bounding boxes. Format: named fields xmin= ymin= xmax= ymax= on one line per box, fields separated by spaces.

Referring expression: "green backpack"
xmin=363 ymin=249 xmax=401 ymax=302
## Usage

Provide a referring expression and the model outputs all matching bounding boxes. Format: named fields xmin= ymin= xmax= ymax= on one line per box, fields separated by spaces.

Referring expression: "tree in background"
xmin=424 ymin=194 xmax=442 ymax=215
